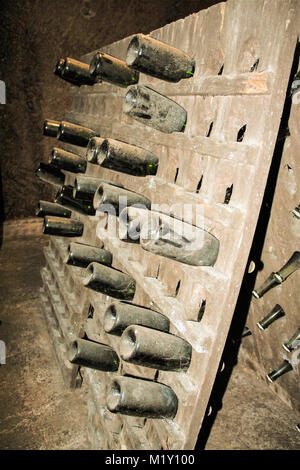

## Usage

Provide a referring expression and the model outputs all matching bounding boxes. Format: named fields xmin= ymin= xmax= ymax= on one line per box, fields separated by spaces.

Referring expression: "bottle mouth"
xmin=106 ymin=379 xmax=122 ymax=412
xmin=65 ymin=243 xmax=73 ymax=264
xmin=89 ymin=52 xmax=100 ymax=76
xmin=97 ymin=139 xmax=109 ymax=165
xmin=42 ymin=217 xmax=49 ymax=234
xmin=68 ymin=340 xmax=79 ymax=363
xmin=104 ymin=303 xmax=118 ymax=333
xmin=84 ymin=263 xmax=95 ymax=286
xmin=120 ymin=326 xmax=138 ymax=360
xmin=124 ymin=87 xmax=137 ymax=113
xmin=36 ymin=201 xmax=42 ymax=217
xmin=93 ymin=185 xmax=104 ymax=208
xmin=54 ymin=58 xmax=66 ymax=76
xmin=86 ymin=137 xmax=98 ymax=162
xmin=126 ymin=36 xmax=142 ymax=66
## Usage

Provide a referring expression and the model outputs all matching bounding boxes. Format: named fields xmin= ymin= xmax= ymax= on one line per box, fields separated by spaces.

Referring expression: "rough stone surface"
xmin=0 ymin=0 xmax=222 ymax=221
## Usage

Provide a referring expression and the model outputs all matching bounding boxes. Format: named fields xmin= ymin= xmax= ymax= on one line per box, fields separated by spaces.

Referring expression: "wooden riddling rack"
xmin=240 ymin=48 xmax=300 ymax=414
xmin=39 ymin=0 xmax=299 ymax=450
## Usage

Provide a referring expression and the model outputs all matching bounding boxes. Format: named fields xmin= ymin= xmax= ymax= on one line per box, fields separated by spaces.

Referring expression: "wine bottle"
xmin=55 ymin=185 xmax=95 ymax=216
xmin=89 ymin=51 xmax=139 ymax=87
xmin=120 ymin=325 xmax=192 ymax=371
xmin=257 ymin=304 xmax=285 ymax=330
xmin=68 ymin=338 xmax=119 ymax=371
xmin=104 ymin=301 xmax=170 ymax=336
xmin=126 ymin=34 xmax=195 ymax=83
xmin=35 ymin=162 xmax=65 ymax=187
xmin=50 ymin=147 xmax=87 ymax=173
xmin=124 ymin=85 xmax=187 ymax=133
xmin=106 ymin=375 xmax=178 ymax=419
xmin=137 ymin=211 xmax=219 ymax=266
xmin=253 ymin=252 xmax=300 ymax=298
xmin=86 ymin=136 xmax=105 ymax=163
xmin=74 ymin=175 xmax=123 ymax=200
xmin=43 ymin=215 xmax=84 ymax=237
xmin=36 ymin=200 xmax=71 ymax=218
xmin=65 ymin=242 xmax=112 ymax=268
xmin=43 ymin=119 xmax=60 ymax=137
xmin=93 ymin=182 xmax=151 ymax=215
xmin=83 ymin=262 xmax=135 ymax=300
xmin=95 ymin=138 xmax=159 ymax=176
xmin=54 ymin=57 xmax=95 ymax=86
xmin=267 ymin=360 xmax=293 ymax=382
xmin=57 ymin=121 xmax=99 ymax=147
xmin=283 ymin=328 xmax=300 ymax=352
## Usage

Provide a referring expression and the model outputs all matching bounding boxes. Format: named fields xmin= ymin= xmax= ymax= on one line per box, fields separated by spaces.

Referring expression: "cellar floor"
xmin=0 ymin=230 xmax=299 ymax=450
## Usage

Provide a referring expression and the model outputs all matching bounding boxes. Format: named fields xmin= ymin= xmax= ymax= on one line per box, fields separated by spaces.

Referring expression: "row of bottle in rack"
xmin=36 ymin=34 xmax=204 ymax=421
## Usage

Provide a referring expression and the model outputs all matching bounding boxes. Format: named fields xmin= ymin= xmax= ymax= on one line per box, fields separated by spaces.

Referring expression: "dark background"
xmin=0 ymin=0 xmax=222 ymax=221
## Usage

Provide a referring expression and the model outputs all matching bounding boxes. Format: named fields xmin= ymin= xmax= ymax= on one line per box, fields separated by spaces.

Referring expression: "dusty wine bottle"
xmin=126 ymin=33 xmax=195 ymax=82
xmin=257 ymin=304 xmax=285 ymax=330
xmin=55 ymin=57 xmax=95 ymax=86
xmin=86 ymin=136 xmax=105 ymax=163
xmin=57 ymin=121 xmax=99 ymax=147
xmin=65 ymin=242 xmax=112 ymax=268
xmin=68 ymin=338 xmax=119 ymax=371
xmin=89 ymin=51 xmax=139 ymax=87
xmin=283 ymin=328 xmax=300 ymax=352
xmin=253 ymin=252 xmax=300 ymax=298
xmin=124 ymin=85 xmax=187 ymax=133
xmin=93 ymin=183 xmax=151 ymax=215
xmin=43 ymin=119 xmax=60 ymax=137
xmin=95 ymin=138 xmax=159 ymax=176
xmin=104 ymin=301 xmax=170 ymax=336
xmin=43 ymin=216 xmax=84 ymax=237
xmin=120 ymin=325 xmax=192 ymax=371
xmin=267 ymin=360 xmax=293 ymax=383
xmin=83 ymin=262 xmax=136 ymax=300
xmin=137 ymin=211 xmax=219 ymax=266
xmin=50 ymin=147 xmax=87 ymax=173
xmin=55 ymin=185 xmax=95 ymax=216
xmin=74 ymin=175 xmax=123 ymax=200
xmin=35 ymin=162 xmax=65 ymax=187
xmin=36 ymin=200 xmax=71 ymax=218
xmin=106 ymin=376 xmax=178 ymax=419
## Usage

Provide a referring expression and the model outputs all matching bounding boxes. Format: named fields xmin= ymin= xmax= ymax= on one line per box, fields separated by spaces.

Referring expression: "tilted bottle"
xmin=95 ymin=138 xmax=159 ymax=176
xmin=43 ymin=215 xmax=84 ymax=237
xmin=104 ymin=301 xmax=170 ymax=336
xmin=124 ymin=85 xmax=187 ymax=133
xmin=120 ymin=325 xmax=192 ymax=371
xmin=65 ymin=242 xmax=112 ymax=268
xmin=267 ymin=360 xmax=293 ymax=382
xmin=35 ymin=162 xmax=65 ymax=187
xmin=106 ymin=375 xmax=178 ymax=419
xmin=126 ymin=33 xmax=195 ymax=83
xmin=93 ymin=182 xmax=151 ymax=215
xmin=57 ymin=120 xmax=99 ymax=147
xmin=74 ymin=175 xmax=123 ymax=200
xmin=257 ymin=304 xmax=285 ymax=330
xmin=83 ymin=262 xmax=136 ymax=300
xmin=50 ymin=147 xmax=87 ymax=173
xmin=68 ymin=338 xmax=119 ymax=371
xmin=283 ymin=328 xmax=300 ymax=352
xmin=89 ymin=51 xmax=139 ymax=87
xmin=126 ymin=209 xmax=219 ymax=266
xmin=43 ymin=119 xmax=60 ymax=137
xmin=36 ymin=200 xmax=71 ymax=218
xmin=55 ymin=185 xmax=95 ymax=216
xmin=253 ymin=252 xmax=300 ymax=298
xmin=54 ymin=57 xmax=95 ymax=86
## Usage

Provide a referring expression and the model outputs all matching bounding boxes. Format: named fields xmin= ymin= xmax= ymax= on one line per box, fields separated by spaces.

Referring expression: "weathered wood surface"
xmin=40 ymin=0 xmax=299 ymax=450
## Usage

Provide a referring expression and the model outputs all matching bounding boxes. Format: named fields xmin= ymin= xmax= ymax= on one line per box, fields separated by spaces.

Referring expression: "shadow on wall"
xmin=196 ymin=39 xmax=299 ymax=450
